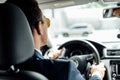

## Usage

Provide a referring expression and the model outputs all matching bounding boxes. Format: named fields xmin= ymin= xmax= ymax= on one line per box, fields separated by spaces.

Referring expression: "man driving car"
xmin=6 ymin=0 xmax=106 ymax=80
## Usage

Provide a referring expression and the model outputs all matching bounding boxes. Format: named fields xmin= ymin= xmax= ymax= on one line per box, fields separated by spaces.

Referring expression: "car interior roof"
xmin=0 ymin=0 xmax=101 ymax=9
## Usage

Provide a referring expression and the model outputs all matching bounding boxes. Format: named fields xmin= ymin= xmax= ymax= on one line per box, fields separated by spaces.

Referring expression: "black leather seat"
xmin=0 ymin=3 xmax=48 ymax=80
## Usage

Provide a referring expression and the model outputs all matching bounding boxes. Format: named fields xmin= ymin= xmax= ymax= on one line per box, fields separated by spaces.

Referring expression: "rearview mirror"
xmin=103 ymin=7 xmax=120 ymax=18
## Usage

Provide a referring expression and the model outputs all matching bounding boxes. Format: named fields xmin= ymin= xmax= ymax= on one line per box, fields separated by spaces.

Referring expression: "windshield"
xmin=42 ymin=2 xmax=120 ymax=49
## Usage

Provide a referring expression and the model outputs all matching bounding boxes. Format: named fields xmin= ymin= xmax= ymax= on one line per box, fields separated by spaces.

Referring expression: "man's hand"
xmin=48 ymin=48 xmax=65 ymax=59
xmin=90 ymin=62 xmax=106 ymax=79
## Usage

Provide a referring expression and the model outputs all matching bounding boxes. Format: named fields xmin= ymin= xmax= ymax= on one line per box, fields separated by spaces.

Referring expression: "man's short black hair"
xmin=6 ymin=0 xmax=43 ymax=31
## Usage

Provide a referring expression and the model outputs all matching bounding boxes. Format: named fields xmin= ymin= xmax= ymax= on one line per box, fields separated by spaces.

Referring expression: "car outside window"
xmin=42 ymin=2 xmax=120 ymax=48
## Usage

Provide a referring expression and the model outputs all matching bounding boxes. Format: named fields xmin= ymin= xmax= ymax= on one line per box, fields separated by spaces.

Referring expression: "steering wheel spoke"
xmin=86 ymin=54 xmax=94 ymax=62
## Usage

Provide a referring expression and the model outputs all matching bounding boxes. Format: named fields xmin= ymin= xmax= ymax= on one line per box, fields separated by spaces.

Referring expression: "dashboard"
xmin=53 ymin=39 xmax=120 ymax=80
xmin=89 ymin=40 xmax=120 ymax=80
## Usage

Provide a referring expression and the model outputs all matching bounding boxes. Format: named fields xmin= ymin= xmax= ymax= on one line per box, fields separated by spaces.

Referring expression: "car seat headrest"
xmin=0 ymin=3 xmax=34 ymax=66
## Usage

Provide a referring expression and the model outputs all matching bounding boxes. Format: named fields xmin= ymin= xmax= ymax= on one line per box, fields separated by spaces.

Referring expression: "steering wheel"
xmin=58 ymin=40 xmax=100 ymax=79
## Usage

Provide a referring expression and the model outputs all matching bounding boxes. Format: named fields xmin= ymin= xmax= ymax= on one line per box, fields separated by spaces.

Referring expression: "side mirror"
xmin=103 ymin=7 xmax=120 ymax=18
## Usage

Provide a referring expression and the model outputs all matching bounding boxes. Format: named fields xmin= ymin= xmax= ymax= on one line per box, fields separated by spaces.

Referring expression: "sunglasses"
xmin=45 ymin=17 xmax=50 ymax=28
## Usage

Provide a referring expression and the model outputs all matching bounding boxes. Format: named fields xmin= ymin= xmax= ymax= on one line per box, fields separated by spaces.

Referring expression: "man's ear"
xmin=37 ymin=21 xmax=44 ymax=35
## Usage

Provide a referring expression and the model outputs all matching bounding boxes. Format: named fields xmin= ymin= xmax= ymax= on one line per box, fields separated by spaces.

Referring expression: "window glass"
xmin=42 ymin=2 xmax=120 ymax=47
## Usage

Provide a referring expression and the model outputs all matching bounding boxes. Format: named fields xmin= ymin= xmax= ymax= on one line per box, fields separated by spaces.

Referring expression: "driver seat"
xmin=0 ymin=3 xmax=48 ymax=80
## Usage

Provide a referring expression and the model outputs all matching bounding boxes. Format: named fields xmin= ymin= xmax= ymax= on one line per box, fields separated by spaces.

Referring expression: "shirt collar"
xmin=35 ymin=48 xmax=43 ymax=55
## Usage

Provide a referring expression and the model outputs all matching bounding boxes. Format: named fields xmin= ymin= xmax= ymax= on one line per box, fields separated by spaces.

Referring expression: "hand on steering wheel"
xmin=44 ymin=47 xmax=66 ymax=59
xmin=58 ymin=40 xmax=101 ymax=79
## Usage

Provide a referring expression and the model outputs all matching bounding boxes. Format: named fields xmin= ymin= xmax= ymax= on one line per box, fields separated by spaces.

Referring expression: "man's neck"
xmin=32 ymin=29 xmax=41 ymax=49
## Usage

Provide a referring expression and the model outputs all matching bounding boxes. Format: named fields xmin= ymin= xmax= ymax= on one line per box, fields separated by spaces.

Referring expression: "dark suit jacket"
xmin=15 ymin=49 xmax=101 ymax=80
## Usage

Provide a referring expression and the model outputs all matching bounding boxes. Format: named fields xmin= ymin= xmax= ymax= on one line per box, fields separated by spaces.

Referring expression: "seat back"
xmin=0 ymin=3 xmax=48 ymax=80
